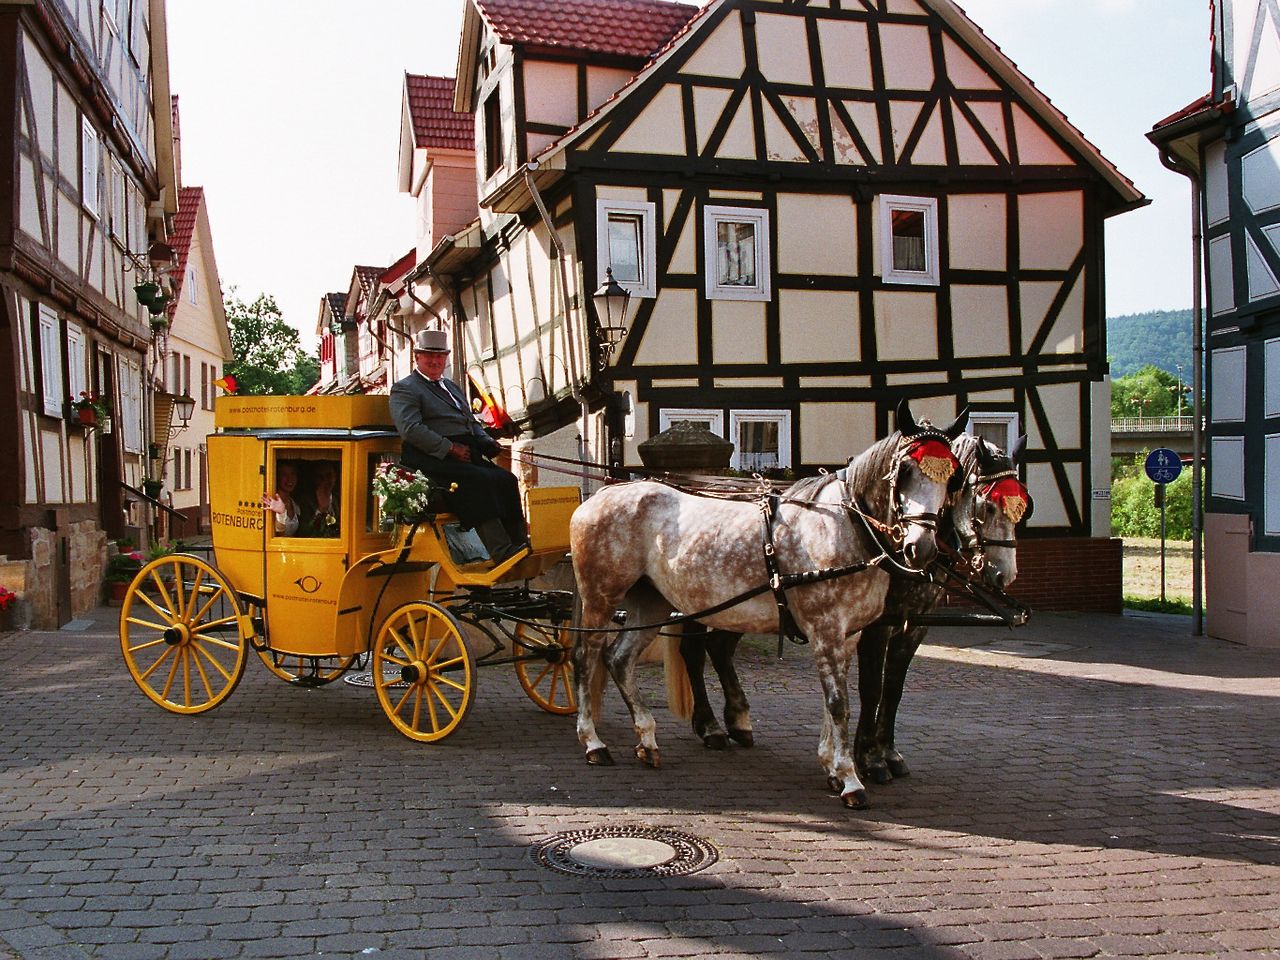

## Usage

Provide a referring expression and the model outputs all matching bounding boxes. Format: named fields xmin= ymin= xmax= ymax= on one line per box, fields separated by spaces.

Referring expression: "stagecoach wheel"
xmin=255 ymin=649 xmax=358 ymax=687
xmin=119 ymin=554 xmax=249 ymax=715
xmin=513 ymin=621 xmax=576 ymax=715
xmin=372 ymin=602 xmax=475 ymax=742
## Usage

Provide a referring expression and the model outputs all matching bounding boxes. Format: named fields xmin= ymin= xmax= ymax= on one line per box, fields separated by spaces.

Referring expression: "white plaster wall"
xmin=1205 ymin=140 xmax=1230 ymax=226
xmin=693 ymin=86 xmax=734 ymax=154
xmin=948 ymin=194 xmax=1006 ymax=271
xmin=820 ymin=19 xmax=873 ymax=89
xmin=680 ymin=10 xmax=745 ymax=79
xmin=950 ymin=285 xmax=1010 ymax=358
xmin=874 ymin=291 xmax=938 ymax=361
xmin=586 ymin=66 xmax=636 ymax=113
xmin=1011 ymin=105 xmax=1073 ymax=165
xmin=776 ymin=193 xmax=857 ymax=275
xmin=756 ymin=13 xmax=812 ymax=86
xmin=634 ymin=290 xmax=698 ymax=366
xmin=1209 ymin=234 xmax=1236 ymax=315
xmin=942 ymin=34 xmax=999 ymax=90
xmin=1026 ymin=461 xmax=1067 ymax=528
xmin=800 ymin=402 xmax=875 ymax=466
xmin=524 ymin=60 xmax=579 ymax=128
xmin=1091 ymin=376 xmax=1112 ymax=537
xmin=1018 ymin=192 xmax=1082 ymax=271
xmin=779 ymin=290 xmax=859 ymax=363
xmin=879 ymin=23 xmax=933 ymax=91
xmin=712 ymin=301 xmax=768 ymax=364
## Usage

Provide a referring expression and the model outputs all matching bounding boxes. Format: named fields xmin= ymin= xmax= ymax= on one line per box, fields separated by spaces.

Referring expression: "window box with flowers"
xmin=71 ymin=391 xmax=110 ymax=428
xmin=104 ymin=548 xmax=144 ymax=606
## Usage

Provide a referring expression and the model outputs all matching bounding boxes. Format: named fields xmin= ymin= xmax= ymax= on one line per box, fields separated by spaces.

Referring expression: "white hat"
xmin=412 ymin=328 xmax=450 ymax=353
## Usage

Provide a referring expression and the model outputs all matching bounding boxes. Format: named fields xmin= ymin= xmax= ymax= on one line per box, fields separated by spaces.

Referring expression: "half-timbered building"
xmin=0 ymin=0 xmax=176 ymax=627
xmin=393 ymin=0 xmax=1145 ymax=609
xmin=1150 ymin=0 xmax=1280 ymax=647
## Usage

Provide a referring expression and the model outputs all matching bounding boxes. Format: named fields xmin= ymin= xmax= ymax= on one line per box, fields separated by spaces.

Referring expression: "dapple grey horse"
xmin=569 ymin=402 xmax=967 ymax=809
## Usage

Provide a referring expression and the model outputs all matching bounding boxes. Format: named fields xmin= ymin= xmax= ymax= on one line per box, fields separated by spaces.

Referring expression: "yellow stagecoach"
xmin=118 ymin=395 xmax=580 ymax=742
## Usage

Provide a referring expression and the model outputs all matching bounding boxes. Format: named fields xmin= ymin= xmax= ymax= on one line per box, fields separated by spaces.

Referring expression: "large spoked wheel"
xmin=372 ymin=602 xmax=475 ymax=742
xmin=256 ymin=649 xmax=358 ymax=687
xmin=119 ymin=554 xmax=248 ymax=714
xmin=513 ymin=621 xmax=576 ymax=715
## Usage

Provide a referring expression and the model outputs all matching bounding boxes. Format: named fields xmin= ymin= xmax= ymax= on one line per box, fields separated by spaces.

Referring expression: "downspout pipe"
xmin=1157 ymin=147 xmax=1205 ymax=636
xmin=525 ymin=162 xmax=591 ymax=495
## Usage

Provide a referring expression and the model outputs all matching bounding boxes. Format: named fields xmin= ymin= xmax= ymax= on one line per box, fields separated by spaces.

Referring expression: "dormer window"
xmin=484 ymin=89 xmax=503 ymax=179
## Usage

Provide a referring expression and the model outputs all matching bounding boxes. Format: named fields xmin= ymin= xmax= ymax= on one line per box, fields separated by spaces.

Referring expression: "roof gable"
xmin=405 ymin=74 xmax=473 ymax=150
xmin=490 ymin=0 xmax=1141 ymax=213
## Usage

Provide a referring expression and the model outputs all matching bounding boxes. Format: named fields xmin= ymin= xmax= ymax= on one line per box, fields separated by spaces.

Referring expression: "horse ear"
xmin=1011 ymin=434 xmax=1027 ymax=465
xmin=896 ymin=398 xmax=919 ymax=436
xmin=940 ymin=405 xmax=969 ymax=441
xmin=976 ymin=437 xmax=999 ymax=472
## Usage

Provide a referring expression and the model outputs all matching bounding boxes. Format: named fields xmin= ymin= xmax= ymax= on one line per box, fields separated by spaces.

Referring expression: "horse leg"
xmin=877 ymin=627 xmax=926 ymax=779
xmin=814 ymin=641 xmax=869 ymax=809
xmin=678 ymin=624 xmax=729 ymax=750
xmin=573 ymin=602 xmax=615 ymax=766
xmin=855 ymin=621 xmax=894 ymax=784
xmin=706 ymin=631 xmax=753 ymax=747
xmin=603 ymin=586 xmax=672 ymax=768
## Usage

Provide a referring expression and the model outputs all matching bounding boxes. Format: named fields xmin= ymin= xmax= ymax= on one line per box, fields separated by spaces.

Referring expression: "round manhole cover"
xmin=342 ymin=671 xmax=407 ymax=689
xmin=532 ymin=826 xmax=717 ymax=878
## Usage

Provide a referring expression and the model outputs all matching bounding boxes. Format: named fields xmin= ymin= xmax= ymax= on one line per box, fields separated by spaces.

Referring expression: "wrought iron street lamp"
xmin=590 ymin=267 xmax=639 ymax=370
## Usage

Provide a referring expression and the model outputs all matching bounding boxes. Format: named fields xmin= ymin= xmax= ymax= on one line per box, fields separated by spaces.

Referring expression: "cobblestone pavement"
xmin=2 ymin=606 xmax=1279 ymax=959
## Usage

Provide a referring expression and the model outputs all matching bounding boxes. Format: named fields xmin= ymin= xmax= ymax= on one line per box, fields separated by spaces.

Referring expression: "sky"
xmin=166 ymin=0 xmax=1210 ymax=348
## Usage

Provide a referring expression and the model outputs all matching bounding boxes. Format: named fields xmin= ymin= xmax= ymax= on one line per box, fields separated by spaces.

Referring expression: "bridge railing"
xmin=1111 ymin=416 xmax=1196 ymax=433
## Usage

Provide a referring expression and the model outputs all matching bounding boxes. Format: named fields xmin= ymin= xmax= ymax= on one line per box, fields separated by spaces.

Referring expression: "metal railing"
xmin=1111 ymin=416 xmax=1196 ymax=433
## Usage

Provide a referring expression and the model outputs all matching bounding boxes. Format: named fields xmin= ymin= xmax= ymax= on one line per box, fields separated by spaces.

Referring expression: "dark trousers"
xmin=402 ymin=438 xmax=524 ymax=532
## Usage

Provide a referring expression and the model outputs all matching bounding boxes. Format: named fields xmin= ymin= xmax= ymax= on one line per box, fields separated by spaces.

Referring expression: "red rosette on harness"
xmin=983 ymin=476 xmax=1031 ymax=524
xmin=903 ymin=437 xmax=958 ymax=486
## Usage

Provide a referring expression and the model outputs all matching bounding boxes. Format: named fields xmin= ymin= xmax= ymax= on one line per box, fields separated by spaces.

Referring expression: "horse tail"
xmin=664 ymin=636 xmax=694 ymax=720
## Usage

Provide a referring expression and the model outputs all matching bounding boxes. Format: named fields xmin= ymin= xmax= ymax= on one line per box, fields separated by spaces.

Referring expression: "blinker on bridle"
xmin=881 ymin=433 xmax=960 ymax=547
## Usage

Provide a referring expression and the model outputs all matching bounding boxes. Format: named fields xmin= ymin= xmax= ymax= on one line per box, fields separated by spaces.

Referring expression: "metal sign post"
xmin=1144 ymin=448 xmax=1183 ymax=607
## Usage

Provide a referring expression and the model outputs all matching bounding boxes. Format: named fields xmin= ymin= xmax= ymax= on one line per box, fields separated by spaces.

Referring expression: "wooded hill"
xmin=1106 ymin=309 xmax=1194 ymax=379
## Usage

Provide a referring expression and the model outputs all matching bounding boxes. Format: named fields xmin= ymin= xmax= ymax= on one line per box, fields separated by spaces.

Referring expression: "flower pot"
xmin=76 ymin=407 xmax=97 ymax=428
xmin=106 ymin=580 xmax=130 ymax=606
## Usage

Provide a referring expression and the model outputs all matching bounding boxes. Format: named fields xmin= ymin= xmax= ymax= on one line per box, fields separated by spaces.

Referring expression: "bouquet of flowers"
xmin=0 ymin=586 xmax=16 ymax=612
xmin=372 ymin=462 xmax=444 ymax=526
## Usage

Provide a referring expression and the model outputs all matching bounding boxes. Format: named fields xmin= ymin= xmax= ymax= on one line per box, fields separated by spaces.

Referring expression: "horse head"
xmin=959 ymin=434 xmax=1030 ymax=589
xmin=886 ymin=400 xmax=968 ymax=569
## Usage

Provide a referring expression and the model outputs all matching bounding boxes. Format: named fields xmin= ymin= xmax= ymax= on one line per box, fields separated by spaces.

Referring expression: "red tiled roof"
xmin=475 ymin=0 xmax=699 ymax=60
xmin=1151 ymin=93 xmax=1218 ymax=132
xmin=381 ymin=249 xmax=416 ymax=286
xmin=354 ymin=265 xmax=383 ymax=296
xmin=325 ymin=292 xmax=347 ymax=324
xmin=169 ymin=186 xmax=204 ymax=302
xmin=406 ymin=74 xmax=473 ymax=150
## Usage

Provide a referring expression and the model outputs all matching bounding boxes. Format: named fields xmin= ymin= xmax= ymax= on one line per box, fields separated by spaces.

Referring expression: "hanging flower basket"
xmin=142 ymin=479 xmax=163 ymax=499
xmin=70 ymin=391 xmax=110 ymax=428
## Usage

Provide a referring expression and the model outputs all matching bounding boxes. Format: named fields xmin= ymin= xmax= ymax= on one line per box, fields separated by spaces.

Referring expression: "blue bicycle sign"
xmin=1144 ymin=447 xmax=1183 ymax=485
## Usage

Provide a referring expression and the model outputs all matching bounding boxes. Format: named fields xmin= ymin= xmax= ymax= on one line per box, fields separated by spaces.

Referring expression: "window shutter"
xmin=38 ymin=305 xmax=64 ymax=417
xmin=66 ymin=325 xmax=87 ymax=403
xmin=81 ymin=118 xmax=100 ymax=217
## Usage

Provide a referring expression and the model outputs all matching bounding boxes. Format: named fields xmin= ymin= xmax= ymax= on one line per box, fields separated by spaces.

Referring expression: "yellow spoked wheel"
xmin=372 ymin=602 xmax=474 ymax=742
xmin=256 ymin=649 xmax=358 ymax=687
xmin=119 ymin=554 xmax=248 ymax=714
xmin=513 ymin=621 xmax=577 ymax=715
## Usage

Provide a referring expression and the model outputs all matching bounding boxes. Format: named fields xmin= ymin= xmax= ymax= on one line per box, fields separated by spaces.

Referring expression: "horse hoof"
xmin=729 ymin=729 xmax=754 ymax=748
xmin=842 ymin=789 xmax=870 ymax=810
xmin=827 ymin=776 xmax=843 ymax=795
xmin=887 ymin=758 xmax=911 ymax=778
xmin=634 ymin=746 xmax=662 ymax=769
xmin=866 ymin=763 xmax=893 ymax=785
xmin=702 ymin=734 xmax=729 ymax=750
xmin=586 ymin=748 xmax=615 ymax=766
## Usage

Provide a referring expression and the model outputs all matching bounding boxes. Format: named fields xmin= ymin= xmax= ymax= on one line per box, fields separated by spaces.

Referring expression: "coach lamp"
xmin=591 ymin=267 xmax=639 ymax=370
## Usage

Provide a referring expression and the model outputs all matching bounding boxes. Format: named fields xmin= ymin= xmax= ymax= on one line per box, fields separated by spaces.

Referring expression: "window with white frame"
xmin=81 ymin=117 xmax=100 ymax=218
xmin=704 ymin=205 xmax=771 ymax=301
xmin=186 ymin=265 xmax=198 ymax=305
xmin=967 ymin=411 xmax=1018 ymax=453
xmin=109 ymin=159 xmax=126 ymax=240
xmin=880 ymin=194 xmax=939 ymax=286
xmin=119 ymin=358 xmax=142 ymax=454
xmin=659 ymin=408 xmax=724 ymax=435
xmin=1211 ymin=345 xmax=1247 ymax=423
xmin=37 ymin=305 xmax=63 ymax=417
xmin=596 ymin=200 xmax=657 ymax=298
xmin=66 ymin=324 xmax=87 ymax=407
xmin=730 ymin=410 xmax=792 ymax=472
xmin=469 ymin=278 xmax=494 ymax=358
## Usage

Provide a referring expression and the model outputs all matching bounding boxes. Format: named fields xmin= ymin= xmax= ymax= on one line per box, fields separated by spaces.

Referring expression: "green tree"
xmin=1111 ymin=364 xmax=1185 ymax=420
xmin=1111 ymin=451 xmax=1195 ymax=539
xmin=224 ymin=292 xmax=320 ymax=396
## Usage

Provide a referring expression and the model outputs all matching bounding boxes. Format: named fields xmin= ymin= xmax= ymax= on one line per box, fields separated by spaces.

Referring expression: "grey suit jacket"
xmin=389 ymin=371 xmax=492 ymax=461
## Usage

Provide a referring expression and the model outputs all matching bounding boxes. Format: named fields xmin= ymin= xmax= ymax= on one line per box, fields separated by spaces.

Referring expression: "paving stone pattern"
xmin=2 ymin=609 xmax=1279 ymax=959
